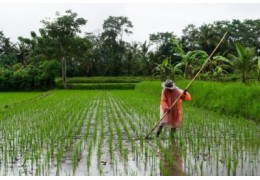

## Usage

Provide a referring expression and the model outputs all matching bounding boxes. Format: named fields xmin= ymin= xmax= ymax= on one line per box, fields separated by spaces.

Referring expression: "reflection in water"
xmin=159 ymin=138 xmax=183 ymax=176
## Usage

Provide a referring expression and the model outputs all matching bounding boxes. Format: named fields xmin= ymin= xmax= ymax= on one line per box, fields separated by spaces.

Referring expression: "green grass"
xmin=55 ymin=76 xmax=159 ymax=90
xmin=136 ymin=80 xmax=260 ymax=122
xmin=56 ymin=76 xmax=158 ymax=84
xmin=66 ymin=83 xmax=136 ymax=90
xmin=0 ymin=92 xmax=45 ymax=112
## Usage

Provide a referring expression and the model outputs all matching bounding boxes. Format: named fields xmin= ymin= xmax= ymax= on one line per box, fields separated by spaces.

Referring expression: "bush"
xmin=0 ymin=60 xmax=60 ymax=91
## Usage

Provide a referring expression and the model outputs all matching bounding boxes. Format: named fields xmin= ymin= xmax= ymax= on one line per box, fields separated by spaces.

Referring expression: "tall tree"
xmin=257 ymin=58 xmax=260 ymax=81
xmin=40 ymin=10 xmax=87 ymax=88
xmin=0 ymin=31 xmax=17 ymax=67
xmin=181 ymin=24 xmax=200 ymax=51
xmin=197 ymin=24 xmax=219 ymax=55
xmin=139 ymin=41 xmax=150 ymax=75
xmin=229 ymin=42 xmax=258 ymax=83
xmin=149 ymin=32 xmax=181 ymax=71
xmin=102 ymin=16 xmax=133 ymax=42
xmin=100 ymin=16 xmax=133 ymax=76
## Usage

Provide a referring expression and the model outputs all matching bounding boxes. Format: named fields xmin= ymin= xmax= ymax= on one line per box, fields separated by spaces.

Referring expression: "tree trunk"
xmin=170 ymin=73 xmax=175 ymax=81
xmin=242 ymin=71 xmax=247 ymax=83
xmin=64 ymin=57 xmax=67 ymax=88
xmin=161 ymin=70 xmax=166 ymax=81
xmin=61 ymin=57 xmax=67 ymax=89
xmin=209 ymin=60 xmax=214 ymax=79
xmin=184 ymin=65 xmax=187 ymax=79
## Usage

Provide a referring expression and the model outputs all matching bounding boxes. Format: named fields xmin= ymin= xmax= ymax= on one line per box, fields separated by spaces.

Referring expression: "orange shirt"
xmin=160 ymin=88 xmax=191 ymax=128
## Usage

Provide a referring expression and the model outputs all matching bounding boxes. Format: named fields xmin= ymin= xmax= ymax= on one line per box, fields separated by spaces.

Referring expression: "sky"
xmin=0 ymin=0 xmax=260 ymax=44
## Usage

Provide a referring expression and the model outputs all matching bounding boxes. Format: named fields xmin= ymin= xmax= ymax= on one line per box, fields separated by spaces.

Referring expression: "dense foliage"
xmin=0 ymin=10 xmax=260 ymax=90
xmin=0 ymin=60 xmax=59 ymax=91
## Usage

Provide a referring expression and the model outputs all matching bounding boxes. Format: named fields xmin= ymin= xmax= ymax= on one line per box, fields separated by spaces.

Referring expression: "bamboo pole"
xmin=145 ymin=32 xmax=228 ymax=139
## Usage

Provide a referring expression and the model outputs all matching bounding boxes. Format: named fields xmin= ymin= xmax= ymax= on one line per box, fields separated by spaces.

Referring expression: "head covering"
xmin=162 ymin=79 xmax=177 ymax=90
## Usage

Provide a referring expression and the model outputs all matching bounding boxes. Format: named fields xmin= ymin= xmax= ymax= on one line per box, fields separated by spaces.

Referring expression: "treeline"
xmin=0 ymin=10 xmax=260 ymax=91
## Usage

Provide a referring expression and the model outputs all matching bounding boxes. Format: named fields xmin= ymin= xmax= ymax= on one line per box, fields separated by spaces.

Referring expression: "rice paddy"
xmin=0 ymin=89 xmax=259 ymax=175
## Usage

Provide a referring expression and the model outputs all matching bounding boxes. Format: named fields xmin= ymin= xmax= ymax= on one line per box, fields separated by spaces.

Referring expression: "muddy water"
xmin=0 ymin=90 xmax=259 ymax=176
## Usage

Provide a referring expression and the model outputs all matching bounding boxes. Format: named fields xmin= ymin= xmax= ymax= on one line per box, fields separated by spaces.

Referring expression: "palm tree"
xmin=257 ymin=58 xmax=260 ymax=82
xmin=210 ymin=55 xmax=232 ymax=80
xmin=153 ymin=58 xmax=168 ymax=81
xmin=229 ymin=42 xmax=258 ymax=83
xmin=198 ymin=24 xmax=218 ymax=54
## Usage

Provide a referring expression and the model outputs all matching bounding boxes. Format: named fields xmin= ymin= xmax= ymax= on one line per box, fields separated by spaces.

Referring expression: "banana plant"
xmin=153 ymin=57 xmax=182 ymax=81
xmin=211 ymin=55 xmax=232 ymax=80
xmin=257 ymin=57 xmax=260 ymax=81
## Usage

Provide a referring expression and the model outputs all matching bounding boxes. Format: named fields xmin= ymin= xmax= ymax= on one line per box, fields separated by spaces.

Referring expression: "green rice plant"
xmin=200 ymin=161 xmax=204 ymax=176
xmin=86 ymin=139 xmax=93 ymax=172
xmin=109 ymin=94 xmax=135 ymax=156
xmin=107 ymin=96 xmax=124 ymax=154
xmin=83 ymin=99 xmax=98 ymax=139
xmin=108 ymin=128 xmax=114 ymax=159
xmin=232 ymin=158 xmax=238 ymax=176
xmin=72 ymin=141 xmax=82 ymax=175
xmin=0 ymin=86 xmax=260 ymax=175
xmin=97 ymin=102 xmax=105 ymax=173
xmin=92 ymin=99 xmax=101 ymax=145
xmin=105 ymin=99 xmax=115 ymax=159
xmin=226 ymin=157 xmax=231 ymax=176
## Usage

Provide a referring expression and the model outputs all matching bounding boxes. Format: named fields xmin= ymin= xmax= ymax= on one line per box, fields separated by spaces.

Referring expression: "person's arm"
xmin=181 ymin=89 xmax=191 ymax=101
xmin=160 ymin=90 xmax=169 ymax=113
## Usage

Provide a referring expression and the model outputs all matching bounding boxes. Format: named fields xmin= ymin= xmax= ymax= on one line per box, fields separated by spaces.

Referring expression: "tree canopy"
xmin=1 ymin=11 xmax=260 ymax=91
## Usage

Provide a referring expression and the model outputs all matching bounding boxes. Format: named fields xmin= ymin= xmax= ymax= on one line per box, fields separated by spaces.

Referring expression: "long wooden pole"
xmin=145 ymin=32 xmax=228 ymax=139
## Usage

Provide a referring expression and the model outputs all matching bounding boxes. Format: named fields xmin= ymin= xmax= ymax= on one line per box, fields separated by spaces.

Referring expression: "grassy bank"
xmin=135 ymin=80 xmax=260 ymax=122
xmin=56 ymin=76 xmax=158 ymax=90
xmin=67 ymin=83 xmax=136 ymax=90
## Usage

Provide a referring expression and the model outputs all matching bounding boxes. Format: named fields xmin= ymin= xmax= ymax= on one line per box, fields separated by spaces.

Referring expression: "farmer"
xmin=156 ymin=79 xmax=191 ymax=138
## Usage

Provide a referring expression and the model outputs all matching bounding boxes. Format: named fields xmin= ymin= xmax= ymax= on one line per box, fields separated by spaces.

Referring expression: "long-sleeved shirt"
xmin=160 ymin=88 xmax=191 ymax=128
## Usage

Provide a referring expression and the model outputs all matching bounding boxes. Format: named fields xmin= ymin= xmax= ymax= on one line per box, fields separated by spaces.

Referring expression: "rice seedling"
xmin=0 ymin=82 xmax=259 ymax=175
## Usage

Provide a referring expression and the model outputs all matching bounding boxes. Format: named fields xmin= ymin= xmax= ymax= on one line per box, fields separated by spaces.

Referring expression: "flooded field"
xmin=0 ymin=90 xmax=259 ymax=175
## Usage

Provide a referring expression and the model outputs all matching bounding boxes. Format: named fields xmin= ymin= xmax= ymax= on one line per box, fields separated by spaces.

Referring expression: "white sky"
xmin=0 ymin=0 xmax=260 ymax=43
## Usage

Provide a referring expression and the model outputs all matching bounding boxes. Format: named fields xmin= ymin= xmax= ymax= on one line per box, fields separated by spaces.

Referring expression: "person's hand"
xmin=165 ymin=107 xmax=171 ymax=112
xmin=183 ymin=89 xmax=188 ymax=94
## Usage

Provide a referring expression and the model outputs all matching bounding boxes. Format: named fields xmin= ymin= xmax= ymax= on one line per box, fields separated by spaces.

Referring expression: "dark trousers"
xmin=156 ymin=125 xmax=176 ymax=137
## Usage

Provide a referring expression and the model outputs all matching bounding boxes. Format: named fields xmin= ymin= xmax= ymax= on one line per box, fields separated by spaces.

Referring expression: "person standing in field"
xmin=156 ymin=79 xmax=191 ymax=138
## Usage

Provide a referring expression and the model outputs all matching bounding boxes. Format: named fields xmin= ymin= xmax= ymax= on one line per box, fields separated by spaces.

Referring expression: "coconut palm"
xmin=257 ymin=58 xmax=260 ymax=81
xmin=197 ymin=24 xmax=219 ymax=54
xmin=210 ymin=55 xmax=232 ymax=80
xmin=229 ymin=42 xmax=258 ymax=83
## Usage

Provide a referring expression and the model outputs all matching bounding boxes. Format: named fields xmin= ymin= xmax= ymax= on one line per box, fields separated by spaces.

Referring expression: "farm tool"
xmin=145 ymin=32 xmax=228 ymax=140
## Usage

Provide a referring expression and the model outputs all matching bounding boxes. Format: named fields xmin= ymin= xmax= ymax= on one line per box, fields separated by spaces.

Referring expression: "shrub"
xmin=0 ymin=60 xmax=60 ymax=91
